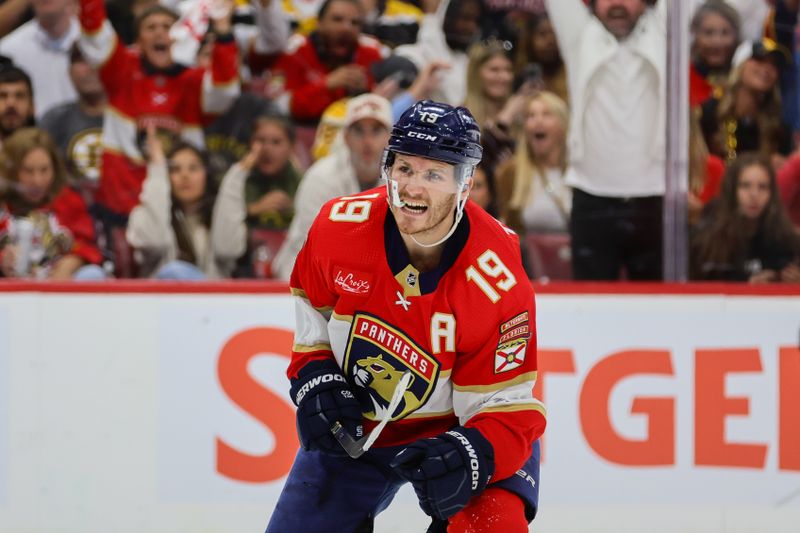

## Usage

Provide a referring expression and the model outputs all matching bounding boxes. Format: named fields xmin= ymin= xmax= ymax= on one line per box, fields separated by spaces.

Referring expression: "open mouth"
xmin=533 ymin=131 xmax=547 ymax=141
xmin=401 ymin=200 xmax=428 ymax=215
xmin=607 ymin=8 xmax=630 ymax=20
xmin=153 ymin=43 xmax=170 ymax=53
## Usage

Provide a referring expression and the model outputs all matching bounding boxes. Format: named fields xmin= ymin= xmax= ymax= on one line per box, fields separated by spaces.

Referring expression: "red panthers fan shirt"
xmin=288 ymin=187 xmax=546 ymax=480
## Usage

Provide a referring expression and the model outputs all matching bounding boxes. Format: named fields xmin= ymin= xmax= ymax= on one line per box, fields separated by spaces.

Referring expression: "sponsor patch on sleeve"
xmin=333 ymin=267 xmax=373 ymax=295
xmin=495 ymin=312 xmax=531 ymax=374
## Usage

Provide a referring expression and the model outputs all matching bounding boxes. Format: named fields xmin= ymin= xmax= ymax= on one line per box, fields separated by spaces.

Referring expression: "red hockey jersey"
xmin=272 ymin=33 xmax=384 ymax=122
xmin=78 ymin=0 xmax=240 ymax=215
xmin=0 ymin=187 xmax=103 ymax=277
xmin=289 ymin=188 xmax=546 ymax=480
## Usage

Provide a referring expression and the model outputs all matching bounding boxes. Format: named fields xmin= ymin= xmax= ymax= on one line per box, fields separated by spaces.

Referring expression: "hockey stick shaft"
xmin=331 ymin=370 xmax=413 ymax=458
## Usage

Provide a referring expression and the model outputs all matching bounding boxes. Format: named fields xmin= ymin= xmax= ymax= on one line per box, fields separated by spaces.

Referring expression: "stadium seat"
xmin=524 ymin=232 xmax=572 ymax=281
xmin=249 ymin=228 xmax=288 ymax=278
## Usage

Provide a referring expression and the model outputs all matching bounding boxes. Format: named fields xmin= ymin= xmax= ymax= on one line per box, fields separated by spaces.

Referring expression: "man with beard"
xmin=40 ymin=44 xmax=106 ymax=195
xmin=395 ymin=0 xmax=484 ymax=106
xmin=265 ymin=100 xmax=544 ymax=532
xmin=272 ymin=0 xmax=385 ymax=124
xmin=0 ymin=0 xmax=79 ymax=119
xmin=272 ymin=93 xmax=392 ymax=279
xmin=547 ymin=0 xmax=666 ymax=280
xmin=0 ymin=64 xmax=35 ymax=148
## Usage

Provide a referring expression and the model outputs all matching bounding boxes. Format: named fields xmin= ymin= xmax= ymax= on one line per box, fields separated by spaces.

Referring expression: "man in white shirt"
xmin=547 ymin=0 xmax=666 ymax=280
xmin=0 ymin=0 xmax=79 ymax=119
xmin=272 ymin=93 xmax=392 ymax=279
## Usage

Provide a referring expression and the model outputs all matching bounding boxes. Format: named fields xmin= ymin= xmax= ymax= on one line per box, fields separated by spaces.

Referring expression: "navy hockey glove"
xmin=289 ymin=359 xmax=364 ymax=456
xmin=390 ymin=426 xmax=495 ymax=520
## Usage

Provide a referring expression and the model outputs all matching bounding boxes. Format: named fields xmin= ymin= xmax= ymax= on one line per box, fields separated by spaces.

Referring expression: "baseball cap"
xmin=343 ymin=93 xmax=393 ymax=130
xmin=733 ymin=37 xmax=792 ymax=70
xmin=371 ymin=55 xmax=418 ymax=89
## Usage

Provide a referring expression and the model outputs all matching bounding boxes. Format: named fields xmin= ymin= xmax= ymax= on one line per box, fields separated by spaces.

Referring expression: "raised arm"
xmin=201 ymin=1 xmax=241 ymax=115
xmin=249 ymin=0 xmax=290 ymax=55
xmin=125 ymin=127 xmax=172 ymax=252
xmin=544 ymin=0 xmax=592 ymax=50
xmin=0 ymin=0 xmax=30 ymax=39
xmin=210 ymin=150 xmax=256 ymax=261
xmin=77 ymin=0 xmax=134 ymax=95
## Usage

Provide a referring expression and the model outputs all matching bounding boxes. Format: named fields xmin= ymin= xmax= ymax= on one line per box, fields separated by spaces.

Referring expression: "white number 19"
xmin=465 ymin=250 xmax=517 ymax=303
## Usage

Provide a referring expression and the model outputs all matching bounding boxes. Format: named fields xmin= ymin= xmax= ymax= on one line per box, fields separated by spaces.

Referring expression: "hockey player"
xmin=267 ymin=100 xmax=545 ymax=532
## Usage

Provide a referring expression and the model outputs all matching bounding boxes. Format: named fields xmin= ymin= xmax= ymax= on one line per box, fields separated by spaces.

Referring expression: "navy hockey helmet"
xmin=386 ymin=100 xmax=483 ymax=171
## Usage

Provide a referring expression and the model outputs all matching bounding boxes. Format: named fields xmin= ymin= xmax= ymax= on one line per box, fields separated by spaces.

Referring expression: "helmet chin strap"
xmin=384 ymin=165 xmax=470 ymax=249
xmin=409 ymin=204 xmax=464 ymax=248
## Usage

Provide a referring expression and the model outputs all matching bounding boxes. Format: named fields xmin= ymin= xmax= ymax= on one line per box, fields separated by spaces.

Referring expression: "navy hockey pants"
xmin=265 ymin=440 xmax=540 ymax=532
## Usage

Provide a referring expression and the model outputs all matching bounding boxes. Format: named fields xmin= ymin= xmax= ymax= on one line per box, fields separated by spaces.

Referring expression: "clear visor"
xmin=383 ymin=155 xmax=466 ymax=195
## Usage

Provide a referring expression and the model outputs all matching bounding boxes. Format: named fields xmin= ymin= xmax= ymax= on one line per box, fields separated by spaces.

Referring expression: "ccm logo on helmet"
xmin=408 ymin=131 xmax=438 ymax=141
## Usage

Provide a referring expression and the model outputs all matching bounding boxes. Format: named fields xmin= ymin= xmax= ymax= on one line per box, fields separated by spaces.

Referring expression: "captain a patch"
xmin=495 ymin=312 xmax=531 ymax=374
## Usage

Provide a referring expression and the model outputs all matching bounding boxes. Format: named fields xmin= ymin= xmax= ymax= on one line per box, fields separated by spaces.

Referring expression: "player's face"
xmin=137 ymin=13 xmax=176 ymax=70
xmin=736 ymin=163 xmax=771 ymax=220
xmin=0 ymin=81 xmax=33 ymax=136
xmin=388 ymin=154 xmax=467 ymax=240
xmin=17 ymin=147 xmax=55 ymax=205
xmin=168 ymin=148 xmax=207 ymax=207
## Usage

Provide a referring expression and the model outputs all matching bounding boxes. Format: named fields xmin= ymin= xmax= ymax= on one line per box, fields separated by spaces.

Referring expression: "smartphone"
xmin=514 ymin=63 xmax=544 ymax=92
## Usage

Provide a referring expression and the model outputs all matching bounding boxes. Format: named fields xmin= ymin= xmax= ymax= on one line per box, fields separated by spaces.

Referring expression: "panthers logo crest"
xmin=352 ymin=355 xmax=419 ymax=419
xmin=344 ymin=313 xmax=439 ymax=421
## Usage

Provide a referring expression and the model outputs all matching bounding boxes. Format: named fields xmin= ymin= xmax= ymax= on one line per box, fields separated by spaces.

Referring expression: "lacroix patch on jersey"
xmin=344 ymin=313 xmax=440 ymax=421
xmin=333 ymin=268 xmax=372 ymax=295
xmin=495 ymin=312 xmax=531 ymax=374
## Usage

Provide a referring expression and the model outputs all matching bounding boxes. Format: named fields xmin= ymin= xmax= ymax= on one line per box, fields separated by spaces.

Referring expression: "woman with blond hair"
xmin=0 ymin=128 xmax=104 ymax=279
xmin=495 ymin=91 xmax=573 ymax=236
xmin=699 ymin=40 xmax=793 ymax=165
xmin=462 ymin=38 xmax=538 ymax=178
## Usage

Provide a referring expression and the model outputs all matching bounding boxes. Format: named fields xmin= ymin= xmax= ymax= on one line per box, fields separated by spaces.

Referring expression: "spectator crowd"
xmin=0 ymin=0 xmax=798 ymax=283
